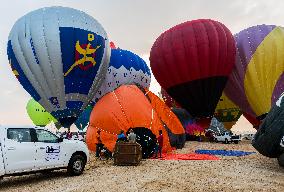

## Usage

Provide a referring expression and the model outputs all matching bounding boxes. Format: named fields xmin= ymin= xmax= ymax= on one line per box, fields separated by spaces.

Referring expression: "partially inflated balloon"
xmin=214 ymin=92 xmax=242 ymax=129
xmin=93 ymin=49 xmax=151 ymax=102
xmin=26 ymin=98 xmax=55 ymax=127
xmin=225 ymin=25 xmax=284 ymax=119
xmin=252 ymin=92 xmax=284 ymax=158
xmin=150 ymin=19 xmax=236 ymax=124
xmin=8 ymin=7 xmax=110 ymax=128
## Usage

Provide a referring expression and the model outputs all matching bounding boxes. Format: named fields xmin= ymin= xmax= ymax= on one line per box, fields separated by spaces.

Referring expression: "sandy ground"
xmin=0 ymin=141 xmax=283 ymax=192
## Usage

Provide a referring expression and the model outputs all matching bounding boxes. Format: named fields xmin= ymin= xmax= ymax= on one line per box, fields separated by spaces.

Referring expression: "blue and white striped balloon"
xmin=7 ymin=7 xmax=110 ymax=127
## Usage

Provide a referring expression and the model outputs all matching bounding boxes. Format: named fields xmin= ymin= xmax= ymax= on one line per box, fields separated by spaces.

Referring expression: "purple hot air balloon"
xmin=224 ymin=24 xmax=284 ymax=120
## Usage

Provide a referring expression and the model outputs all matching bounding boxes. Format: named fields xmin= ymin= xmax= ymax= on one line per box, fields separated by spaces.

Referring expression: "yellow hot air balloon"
xmin=214 ymin=92 xmax=242 ymax=130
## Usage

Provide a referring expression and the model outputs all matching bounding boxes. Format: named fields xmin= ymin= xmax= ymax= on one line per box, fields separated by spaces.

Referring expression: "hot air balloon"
xmin=252 ymin=92 xmax=284 ymax=161
xmin=7 ymin=7 xmax=110 ymax=128
xmin=225 ymin=25 xmax=284 ymax=121
xmin=87 ymin=85 xmax=185 ymax=158
xmin=26 ymin=98 xmax=56 ymax=127
xmin=93 ymin=49 xmax=151 ymax=102
xmin=150 ymin=19 xmax=236 ymax=127
xmin=214 ymin=92 xmax=242 ymax=129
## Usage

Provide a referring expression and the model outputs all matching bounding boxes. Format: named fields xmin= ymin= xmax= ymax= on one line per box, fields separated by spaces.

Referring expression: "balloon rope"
xmin=112 ymin=90 xmax=133 ymax=128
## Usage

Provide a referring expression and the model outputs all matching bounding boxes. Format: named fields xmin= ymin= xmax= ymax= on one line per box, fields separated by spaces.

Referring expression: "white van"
xmin=0 ymin=126 xmax=89 ymax=179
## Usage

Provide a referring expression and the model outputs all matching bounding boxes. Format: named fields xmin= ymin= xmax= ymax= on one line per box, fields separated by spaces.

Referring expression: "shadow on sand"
xmin=0 ymin=171 xmax=67 ymax=189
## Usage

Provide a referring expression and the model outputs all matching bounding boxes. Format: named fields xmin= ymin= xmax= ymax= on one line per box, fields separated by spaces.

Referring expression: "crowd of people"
xmin=59 ymin=130 xmax=85 ymax=141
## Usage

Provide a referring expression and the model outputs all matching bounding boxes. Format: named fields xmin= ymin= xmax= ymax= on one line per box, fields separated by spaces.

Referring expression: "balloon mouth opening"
xmin=126 ymin=127 xmax=157 ymax=159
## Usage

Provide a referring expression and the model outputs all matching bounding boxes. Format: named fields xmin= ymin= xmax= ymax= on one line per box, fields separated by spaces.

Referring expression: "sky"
xmin=0 ymin=0 xmax=283 ymax=130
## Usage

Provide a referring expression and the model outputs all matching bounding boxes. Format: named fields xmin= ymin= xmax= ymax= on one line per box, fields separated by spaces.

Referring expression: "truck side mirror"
xmin=57 ymin=137 xmax=63 ymax=142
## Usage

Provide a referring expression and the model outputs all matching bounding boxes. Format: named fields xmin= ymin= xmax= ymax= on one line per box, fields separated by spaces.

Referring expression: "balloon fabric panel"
xmin=60 ymin=27 xmax=105 ymax=95
xmin=7 ymin=41 xmax=41 ymax=101
xmin=244 ymin=27 xmax=284 ymax=116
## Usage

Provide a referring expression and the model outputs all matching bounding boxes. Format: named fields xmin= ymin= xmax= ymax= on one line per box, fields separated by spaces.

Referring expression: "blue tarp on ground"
xmin=195 ymin=149 xmax=255 ymax=156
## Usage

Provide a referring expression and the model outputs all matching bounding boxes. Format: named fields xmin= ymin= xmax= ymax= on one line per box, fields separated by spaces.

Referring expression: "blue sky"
xmin=0 ymin=0 xmax=283 ymax=126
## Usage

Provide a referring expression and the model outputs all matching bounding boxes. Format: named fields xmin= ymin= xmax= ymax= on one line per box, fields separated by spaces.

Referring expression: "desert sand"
xmin=0 ymin=141 xmax=283 ymax=192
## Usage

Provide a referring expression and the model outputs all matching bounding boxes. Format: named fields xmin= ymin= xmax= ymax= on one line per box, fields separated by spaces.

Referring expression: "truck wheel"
xmin=225 ymin=139 xmax=229 ymax=144
xmin=234 ymin=141 xmax=239 ymax=144
xmin=67 ymin=154 xmax=86 ymax=176
xmin=278 ymin=153 xmax=284 ymax=167
xmin=214 ymin=138 xmax=218 ymax=143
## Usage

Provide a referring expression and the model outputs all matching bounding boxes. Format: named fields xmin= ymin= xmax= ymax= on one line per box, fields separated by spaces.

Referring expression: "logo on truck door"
xmin=45 ymin=146 xmax=60 ymax=161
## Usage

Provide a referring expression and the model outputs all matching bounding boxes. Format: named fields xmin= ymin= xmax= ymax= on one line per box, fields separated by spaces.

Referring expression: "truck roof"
xmin=0 ymin=125 xmax=46 ymax=129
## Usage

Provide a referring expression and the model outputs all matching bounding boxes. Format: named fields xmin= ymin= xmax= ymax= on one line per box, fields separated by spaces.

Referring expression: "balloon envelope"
xmin=150 ymin=19 xmax=236 ymax=120
xmin=26 ymin=98 xmax=55 ymax=127
xmin=93 ymin=49 xmax=151 ymax=102
xmin=214 ymin=92 xmax=242 ymax=129
xmin=252 ymin=92 xmax=284 ymax=158
xmin=225 ymin=25 xmax=284 ymax=119
xmin=7 ymin=7 xmax=110 ymax=128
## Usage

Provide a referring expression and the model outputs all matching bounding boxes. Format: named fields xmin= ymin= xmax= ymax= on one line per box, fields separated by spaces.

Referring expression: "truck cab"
xmin=0 ymin=126 xmax=89 ymax=178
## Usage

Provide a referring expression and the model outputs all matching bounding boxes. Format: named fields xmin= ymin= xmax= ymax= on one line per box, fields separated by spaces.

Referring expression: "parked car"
xmin=213 ymin=132 xmax=241 ymax=144
xmin=242 ymin=133 xmax=255 ymax=140
xmin=0 ymin=126 xmax=89 ymax=179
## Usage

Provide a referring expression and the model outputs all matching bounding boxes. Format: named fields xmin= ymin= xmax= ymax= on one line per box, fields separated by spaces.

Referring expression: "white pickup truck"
xmin=214 ymin=132 xmax=241 ymax=144
xmin=0 ymin=126 xmax=89 ymax=179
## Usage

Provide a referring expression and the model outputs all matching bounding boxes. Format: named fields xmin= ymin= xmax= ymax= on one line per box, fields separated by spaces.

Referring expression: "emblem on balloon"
xmin=64 ymin=33 xmax=101 ymax=76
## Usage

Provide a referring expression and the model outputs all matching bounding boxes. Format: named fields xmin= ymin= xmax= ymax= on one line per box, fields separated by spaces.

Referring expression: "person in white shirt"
xmin=127 ymin=129 xmax=136 ymax=143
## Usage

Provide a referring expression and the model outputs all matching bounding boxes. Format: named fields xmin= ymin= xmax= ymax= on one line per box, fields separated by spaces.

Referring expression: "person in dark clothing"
xmin=154 ymin=140 xmax=159 ymax=158
xmin=157 ymin=130 xmax=163 ymax=158
xmin=96 ymin=130 xmax=104 ymax=158
xmin=116 ymin=130 xmax=127 ymax=142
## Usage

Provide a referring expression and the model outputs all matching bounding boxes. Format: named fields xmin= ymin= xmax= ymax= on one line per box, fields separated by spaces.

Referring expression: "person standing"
xmin=96 ymin=130 xmax=103 ymax=158
xmin=117 ymin=130 xmax=127 ymax=142
xmin=157 ymin=130 xmax=163 ymax=158
xmin=127 ymin=129 xmax=136 ymax=143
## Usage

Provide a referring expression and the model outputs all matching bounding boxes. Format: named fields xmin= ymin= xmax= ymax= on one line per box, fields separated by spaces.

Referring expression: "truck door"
xmin=4 ymin=128 xmax=37 ymax=174
xmin=0 ymin=139 xmax=5 ymax=176
xmin=34 ymin=129 xmax=65 ymax=169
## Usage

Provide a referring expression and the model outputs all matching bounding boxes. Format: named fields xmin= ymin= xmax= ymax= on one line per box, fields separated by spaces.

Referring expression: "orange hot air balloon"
xmin=86 ymin=85 xmax=185 ymax=158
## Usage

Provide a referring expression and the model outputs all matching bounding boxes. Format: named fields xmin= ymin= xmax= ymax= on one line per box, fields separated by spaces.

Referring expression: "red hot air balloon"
xmin=150 ymin=19 xmax=236 ymax=126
